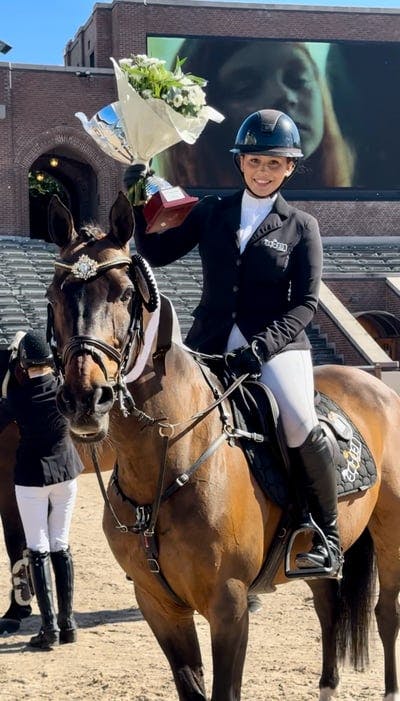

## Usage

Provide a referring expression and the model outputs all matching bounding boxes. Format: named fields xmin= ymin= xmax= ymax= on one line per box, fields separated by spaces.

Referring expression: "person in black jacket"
xmin=125 ymin=109 xmax=342 ymax=578
xmin=0 ymin=330 xmax=84 ymax=650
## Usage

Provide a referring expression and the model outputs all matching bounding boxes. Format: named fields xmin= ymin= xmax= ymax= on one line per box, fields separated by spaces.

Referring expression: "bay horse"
xmin=47 ymin=191 xmax=400 ymax=701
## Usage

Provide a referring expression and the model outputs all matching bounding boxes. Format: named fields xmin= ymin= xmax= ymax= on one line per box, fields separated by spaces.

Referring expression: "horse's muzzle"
xmin=57 ymin=383 xmax=114 ymax=442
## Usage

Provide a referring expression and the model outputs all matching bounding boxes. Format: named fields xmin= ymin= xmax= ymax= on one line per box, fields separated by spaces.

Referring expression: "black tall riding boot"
xmin=294 ymin=426 xmax=343 ymax=576
xmin=51 ymin=549 xmax=78 ymax=644
xmin=27 ymin=551 xmax=59 ymax=650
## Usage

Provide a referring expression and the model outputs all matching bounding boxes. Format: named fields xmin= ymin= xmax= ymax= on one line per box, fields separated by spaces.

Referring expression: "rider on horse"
xmin=125 ymin=109 xmax=343 ymax=577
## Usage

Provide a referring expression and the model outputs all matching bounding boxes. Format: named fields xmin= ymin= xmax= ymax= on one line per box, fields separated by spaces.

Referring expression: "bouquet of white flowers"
xmin=119 ymin=54 xmax=207 ymax=118
xmin=76 ymin=53 xmax=224 ymax=224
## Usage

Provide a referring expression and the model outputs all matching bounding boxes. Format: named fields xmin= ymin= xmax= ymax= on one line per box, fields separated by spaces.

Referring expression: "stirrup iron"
xmin=284 ymin=514 xmax=343 ymax=580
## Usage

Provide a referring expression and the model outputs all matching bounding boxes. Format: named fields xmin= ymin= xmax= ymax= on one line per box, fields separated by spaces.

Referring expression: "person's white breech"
xmin=226 ymin=326 xmax=318 ymax=448
xmin=15 ymin=478 xmax=78 ymax=552
xmin=259 ymin=350 xmax=318 ymax=448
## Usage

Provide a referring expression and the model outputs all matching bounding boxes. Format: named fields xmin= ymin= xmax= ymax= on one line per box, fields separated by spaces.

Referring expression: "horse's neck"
xmin=144 ymin=342 xmax=211 ymax=422
xmin=110 ymin=344 xmax=220 ymax=501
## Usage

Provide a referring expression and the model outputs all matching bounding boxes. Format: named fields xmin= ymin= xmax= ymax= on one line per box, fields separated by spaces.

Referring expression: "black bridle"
xmin=48 ymin=253 xmax=143 ymax=416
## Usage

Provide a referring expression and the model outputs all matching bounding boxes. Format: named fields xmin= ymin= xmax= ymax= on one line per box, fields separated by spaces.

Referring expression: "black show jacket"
xmin=0 ymin=373 xmax=84 ymax=487
xmin=134 ymin=190 xmax=322 ymax=357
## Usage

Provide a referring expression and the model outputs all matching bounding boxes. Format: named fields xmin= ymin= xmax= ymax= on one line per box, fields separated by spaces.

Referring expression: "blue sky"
xmin=2 ymin=0 xmax=400 ymax=66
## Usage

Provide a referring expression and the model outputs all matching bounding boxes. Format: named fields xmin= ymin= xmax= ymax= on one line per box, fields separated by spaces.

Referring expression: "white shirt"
xmin=227 ymin=190 xmax=277 ymax=351
xmin=236 ymin=190 xmax=277 ymax=253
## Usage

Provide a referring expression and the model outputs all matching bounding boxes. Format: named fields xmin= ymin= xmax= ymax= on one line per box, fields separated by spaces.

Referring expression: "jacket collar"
xmin=223 ymin=190 xmax=291 ymax=244
xmin=248 ymin=192 xmax=290 ymax=245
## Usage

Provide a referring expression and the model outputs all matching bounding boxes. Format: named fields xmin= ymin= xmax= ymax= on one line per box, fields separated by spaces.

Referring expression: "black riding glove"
xmin=123 ymin=163 xmax=149 ymax=190
xmin=224 ymin=339 xmax=265 ymax=378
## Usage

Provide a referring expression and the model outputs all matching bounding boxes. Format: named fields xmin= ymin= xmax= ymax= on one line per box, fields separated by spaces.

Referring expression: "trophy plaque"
xmin=144 ymin=186 xmax=198 ymax=233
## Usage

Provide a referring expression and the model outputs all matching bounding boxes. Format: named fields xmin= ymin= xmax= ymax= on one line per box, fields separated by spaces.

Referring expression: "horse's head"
xmin=47 ymin=191 xmax=157 ymax=442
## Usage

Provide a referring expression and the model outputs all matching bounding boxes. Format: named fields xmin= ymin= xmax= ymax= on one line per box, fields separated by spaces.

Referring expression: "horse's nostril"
xmin=93 ymin=385 xmax=114 ymax=411
xmin=57 ymin=387 xmax=75 ymax=418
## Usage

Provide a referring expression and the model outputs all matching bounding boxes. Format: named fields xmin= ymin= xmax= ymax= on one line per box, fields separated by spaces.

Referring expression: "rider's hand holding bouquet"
xmin=76 ymin=53 xmax=224 ymax=228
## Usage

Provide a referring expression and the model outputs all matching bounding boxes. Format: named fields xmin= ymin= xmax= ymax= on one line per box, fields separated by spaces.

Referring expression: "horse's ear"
xmin=48 ymin=195 xmax=76 ymax=248
xmin=109 ymin=191 xmax=134 ymax=246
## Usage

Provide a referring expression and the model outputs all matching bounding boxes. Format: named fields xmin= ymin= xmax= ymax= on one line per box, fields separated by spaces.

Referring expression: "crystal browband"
xmin=55 ymin=254 xmax=132 ymax=280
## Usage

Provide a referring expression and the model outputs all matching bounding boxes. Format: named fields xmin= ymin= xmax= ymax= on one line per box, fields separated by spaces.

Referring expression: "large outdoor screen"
xmin=147 ymin=36 xmax=400 ymax=198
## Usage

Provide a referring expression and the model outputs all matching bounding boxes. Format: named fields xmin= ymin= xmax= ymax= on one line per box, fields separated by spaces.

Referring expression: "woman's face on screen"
xmin=217 ymin=41 xmax=325 ymax=159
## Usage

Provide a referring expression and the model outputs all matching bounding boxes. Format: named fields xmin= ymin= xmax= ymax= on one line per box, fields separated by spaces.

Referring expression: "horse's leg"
xmin=375 ymin=587 xmax=400 ymax=701
xmin=307 ymin=579 xmax=340 ymax=700
xmin=135 ymin=586 xmax=206 ymax=701
xmin=0 ymin=503 xmax=32 ymax=626
xmin=0 ymin=426 xmax=32 ymax=629
xmin=369 ymin=495 xmax=400 ymax=700
xmin=208 ymin=581 xmax=249 ymax=701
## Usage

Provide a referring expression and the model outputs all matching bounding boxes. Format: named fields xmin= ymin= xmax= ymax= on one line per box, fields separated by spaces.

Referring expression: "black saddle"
xmin=222 ymin=374 xmax=377 ymax=508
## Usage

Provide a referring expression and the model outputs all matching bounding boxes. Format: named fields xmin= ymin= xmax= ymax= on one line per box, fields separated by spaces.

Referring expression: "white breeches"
xmin=259 ymin=349 xmax=319 ymax=447
xmin=226 ymin=326 xmax=318 ymax=447
xmin=15 ymin=478 xmax=78 ymax=552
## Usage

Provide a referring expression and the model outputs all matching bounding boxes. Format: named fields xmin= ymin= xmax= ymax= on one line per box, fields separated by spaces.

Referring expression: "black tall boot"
xmin=294 ymin=426 xmax=343 ymax=576
xmin=27 ymin=551 xmax=59 ymax=650
xmin=51 ymin=549 xmax=78 ymax=644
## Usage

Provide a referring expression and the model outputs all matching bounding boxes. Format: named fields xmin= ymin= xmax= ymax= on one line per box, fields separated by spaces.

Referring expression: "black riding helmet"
xmin=230 ymin=109 xmax=303 ymax=195
xmin=231 ymin=109 xmax=304 ymax=159
xmin=19 ymin=330 xmax=54 ymax=370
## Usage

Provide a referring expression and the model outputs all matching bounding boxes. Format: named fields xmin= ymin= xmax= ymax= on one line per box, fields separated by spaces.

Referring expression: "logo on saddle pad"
xmin=327 ymin=410 xmax=362 ymax=484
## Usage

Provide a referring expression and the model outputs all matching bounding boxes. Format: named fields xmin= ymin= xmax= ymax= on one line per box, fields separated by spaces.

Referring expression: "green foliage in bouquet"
xmin=119 ymin=54 xmax=207 ymax=118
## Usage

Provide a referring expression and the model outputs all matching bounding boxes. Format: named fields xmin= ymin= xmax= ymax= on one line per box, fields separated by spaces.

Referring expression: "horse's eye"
xmin=121 ymin=287 xmax=133 ymax=303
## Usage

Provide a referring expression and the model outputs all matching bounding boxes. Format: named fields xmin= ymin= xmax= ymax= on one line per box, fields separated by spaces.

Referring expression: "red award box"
xmin=144 ymin=186 xmax=198 ymax=234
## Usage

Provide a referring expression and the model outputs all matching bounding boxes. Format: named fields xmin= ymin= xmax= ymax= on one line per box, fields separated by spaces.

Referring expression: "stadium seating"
xmin=0 ymin=235 xmax=399 ymax=365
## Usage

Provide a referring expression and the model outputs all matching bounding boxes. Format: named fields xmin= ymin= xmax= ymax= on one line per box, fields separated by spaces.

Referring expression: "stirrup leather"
xmin=284 ymin=514 xmax=343 ymax=580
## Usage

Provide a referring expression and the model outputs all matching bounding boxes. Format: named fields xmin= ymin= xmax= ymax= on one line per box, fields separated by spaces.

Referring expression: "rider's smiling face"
xmin=239 ymin=154 xmax=295 ymax=197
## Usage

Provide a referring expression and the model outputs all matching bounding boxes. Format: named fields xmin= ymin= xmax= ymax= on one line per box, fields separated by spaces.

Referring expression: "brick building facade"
xmin=1 ymin=0 xmax=400 ymax=238
xmin=0 ymin=0 xmax=400 ymax=362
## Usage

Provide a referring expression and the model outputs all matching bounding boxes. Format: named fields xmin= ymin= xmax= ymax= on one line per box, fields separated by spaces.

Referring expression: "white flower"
xmin=118 ymin=53 xmax=210 ymax=118
xmin=172 ymin=94 xmax=183 ymax=108
xmin=147 ymin=57 xmax=166 ymax=66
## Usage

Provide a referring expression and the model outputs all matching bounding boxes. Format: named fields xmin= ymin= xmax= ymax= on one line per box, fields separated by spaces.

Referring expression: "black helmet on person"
xmin=230 ymin=109 xmax=304 ymax=159
xmin=19 ymin=330 xmax=54 ymax=370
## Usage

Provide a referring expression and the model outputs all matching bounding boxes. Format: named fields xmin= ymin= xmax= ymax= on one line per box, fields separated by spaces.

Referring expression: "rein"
xmin=92 ymin=370 xmax=248 ymax=536
xmin=89 ymin=369 xmax=247 ymax=607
